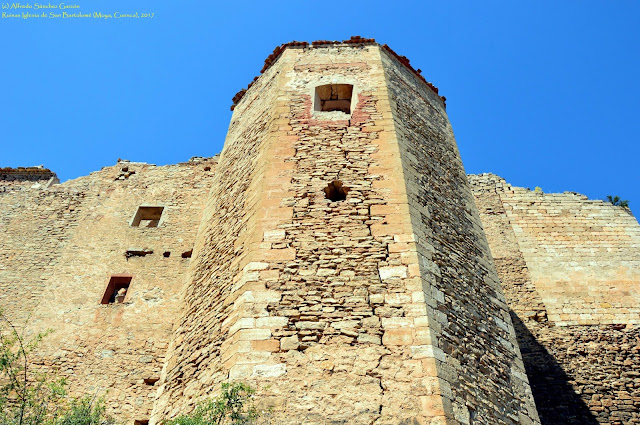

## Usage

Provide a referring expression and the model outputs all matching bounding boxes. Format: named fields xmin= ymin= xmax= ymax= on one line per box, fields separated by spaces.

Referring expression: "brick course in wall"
xmin=0 ymin=166 xmax=59 ymax=192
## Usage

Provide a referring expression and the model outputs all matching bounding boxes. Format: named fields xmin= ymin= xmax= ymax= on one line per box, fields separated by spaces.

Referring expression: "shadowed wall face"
xmin=470 ymin=173 xmax=640 ymax=425
xmin=381 ymin=50 xmax=539 ymax=425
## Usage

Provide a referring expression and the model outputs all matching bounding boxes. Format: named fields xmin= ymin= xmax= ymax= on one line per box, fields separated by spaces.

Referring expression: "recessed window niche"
xmin=314 ymin=84 xmax=353 ymax=114
xmin=101 ymin=275 xmax=132 ymax=304
xmin=130 ymin=205 xmax=164 ymax=227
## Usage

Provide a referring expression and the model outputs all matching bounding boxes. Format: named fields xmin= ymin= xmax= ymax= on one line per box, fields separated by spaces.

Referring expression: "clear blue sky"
xmin=2 ymin=1 xmax=638 ymax=211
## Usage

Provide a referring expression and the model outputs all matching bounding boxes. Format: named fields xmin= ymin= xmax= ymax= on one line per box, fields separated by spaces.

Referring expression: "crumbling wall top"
xmin=0 ymin=166 xmax=57 ymax=180
xmin=231 ymin=36 xmax=446 ymax=110
xmin=0 ymin=166 xmax=59 ymax=191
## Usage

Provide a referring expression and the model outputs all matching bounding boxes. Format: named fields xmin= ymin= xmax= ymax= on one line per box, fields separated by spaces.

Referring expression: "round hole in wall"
xmin=324 ymin=180 xmax=349 ymax=202
xmin=163 ymin=251 xmax=171 ymax=258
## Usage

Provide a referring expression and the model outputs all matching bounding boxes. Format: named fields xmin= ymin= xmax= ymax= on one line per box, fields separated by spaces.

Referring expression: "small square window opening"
xmin=314 ymin=84 xmax=353 ymax=114
xmin=101 ymin=275 xmax=132 ymax=304
xmin=131 ymin=206 xmax=164 ymax=228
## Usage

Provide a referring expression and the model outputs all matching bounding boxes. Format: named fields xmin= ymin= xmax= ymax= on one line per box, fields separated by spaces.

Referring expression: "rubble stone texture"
xmin=150 ymin=43 xmax=539 ymax=425
xmin=1 ymin=40 xmax=638 ymax=425
xmin=0 ymin=158 xmax=218 ymax=423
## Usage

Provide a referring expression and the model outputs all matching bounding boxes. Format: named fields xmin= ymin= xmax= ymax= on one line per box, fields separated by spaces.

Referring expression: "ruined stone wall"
xmin=0 ymin=166 xmax=66 ymax=320
xmin=381 ymin=51 xmax=539 ymax=425
xmin=15 ymin=40 xmax=638 ymax=425
xmin=153 ymin=43 xmax=540 ymax=425
xmin=0 ymin=178 xmax=83 ymax=324
xmin=470 ymin=173 xmax=640 ymax=425
xmin=495 ymin=176 xmax=639 ymax=326
xmin=0 ymin=166 xmax=58 ymax=193
xmin=0 ymin=158 xmax=217 ymax=423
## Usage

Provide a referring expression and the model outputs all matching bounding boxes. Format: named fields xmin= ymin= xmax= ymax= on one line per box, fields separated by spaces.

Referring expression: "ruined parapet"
xmin=0 ymin=166 xmax=59 ymax=191
xmin=152 ymin=40 xmax=540 ymax=425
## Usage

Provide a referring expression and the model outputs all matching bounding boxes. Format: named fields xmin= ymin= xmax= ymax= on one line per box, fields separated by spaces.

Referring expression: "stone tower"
xmin=150 ymin=39 xmax=541 ymax=425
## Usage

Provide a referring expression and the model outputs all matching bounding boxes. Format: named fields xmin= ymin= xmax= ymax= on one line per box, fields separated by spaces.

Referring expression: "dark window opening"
xmin=101 ymin=275 xmax=132 ymax=304
xmin=204 ymin=166 xmax=211 ymax=171
xmin=131 ymin=206 xmax=164 ymax=228
xmin=324 ymin=180 xmax=349 ymax=202
xmin=144 ymin=378 xmax=159 ymax=386
xmin=134 ymin=420 xmax=149 ymax=425
xmin=163 ymin=251 xmax=171 ymax=258
xmin=125 ymin=249 xmax=153 ymax=259
xmin=181 ymin=249 xmax=193 ymax=259
xmin=314 ymin=84 xmax=353 ymax=113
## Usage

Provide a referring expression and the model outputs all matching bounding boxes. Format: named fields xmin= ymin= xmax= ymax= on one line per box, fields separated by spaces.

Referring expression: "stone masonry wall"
xmin=470 ymin=173 xmax=640 ymax=425
xmin=0 ymin=178 xmax=83 ymax=324
xmin=381 ymin=51 xmax=539 ymax=425
xmin=490 ymin=176 xmax=639 ymax=326
xmin=0 ymin=166 xmax=58 ymax=193
xmin=0 ymin=157 xmax=217 ymax=423
xmin=6 ymin=41 xmax=639 ymax=425
xmin=150 ymin=52 xmax=284 ymax=420
xmin=153 ymin=43 xmax=541 ymax=425
xmin=153 ymin=43 xmax=427 ymax=424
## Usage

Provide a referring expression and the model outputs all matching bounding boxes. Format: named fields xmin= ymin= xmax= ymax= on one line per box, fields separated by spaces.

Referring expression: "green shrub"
xmin=606 ymin=195 xmax=629 ymax=208
xmin=54 ymin=396 xmax=113 ymax=425
xmin=164 ymin=383 xmax=262 ymax=425
xmin=0 ymin=311 xmax=113 ymax=425
xmin=0 ymin=313 xmax=63 ymax=425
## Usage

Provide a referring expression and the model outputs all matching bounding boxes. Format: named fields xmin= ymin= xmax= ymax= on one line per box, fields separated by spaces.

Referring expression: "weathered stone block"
xmin=252 ymin=363 xmax=286 ymax=378
xmin=280 ymin=335 xmax=299 ymax=351
xmin=382 ymin=329 xmax=413 ymax=346
xmin=379 ymin=266 xmax=408 ymax=280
